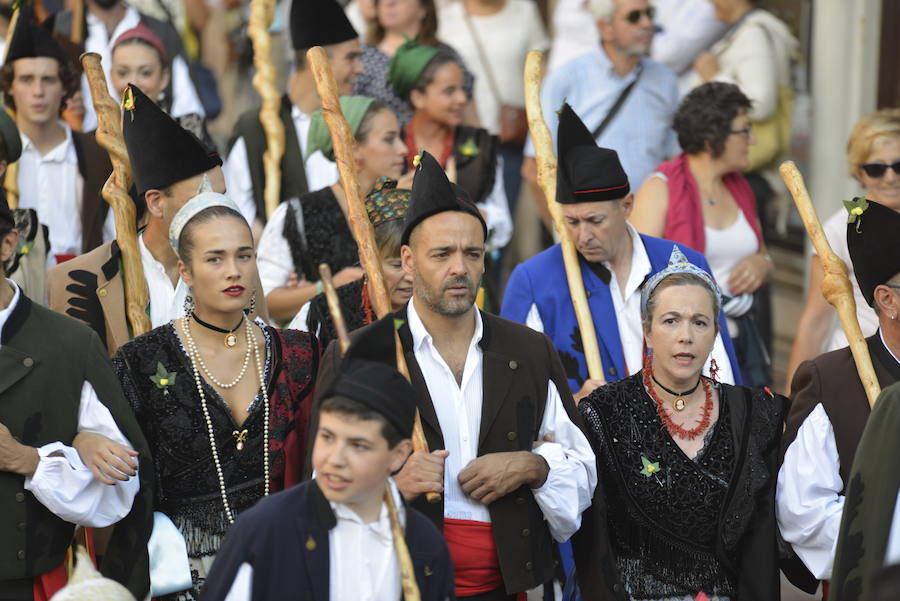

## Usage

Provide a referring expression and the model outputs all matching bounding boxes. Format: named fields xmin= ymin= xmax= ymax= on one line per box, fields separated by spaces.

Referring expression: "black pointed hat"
xmin=556 ymin=103 xmax=630 ymax=204
xmin=846 ymin=199 xmax=900 ymax=306
xmin=401 ymin=151 xmax=487 ymax=245
xmin=122 ymin=84 xmax=222 ymax=196
xmin=290 ymin=0 xmax=357 ymax=51
xmin=324 ymin=316 xmax=417 ymax=438
xmin=5 ymin=2 xmax=70 ymax=65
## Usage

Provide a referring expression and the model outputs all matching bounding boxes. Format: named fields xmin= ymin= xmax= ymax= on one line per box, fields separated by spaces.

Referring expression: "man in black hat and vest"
xmin=225 ymin=0 xmax=362 ymax=228
xmin=0 ymin=2 xmax=113 ymax=260
xmin=778 ymin=199 xmax=900 ymax=596
xmin=502 ymin=103 xmax=740 ymax=403
xmin=46 ymin=83 xmax=231 ymax=354
xmin=0 ymin=196 xmax=152 ymax=601
xmin=315 ymin=151 xmax=596 ymax=600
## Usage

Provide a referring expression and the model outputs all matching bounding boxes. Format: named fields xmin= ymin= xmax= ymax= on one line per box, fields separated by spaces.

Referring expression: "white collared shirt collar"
xmin=0 ymin=279 xmax=22 ymax=346
xmin=406 ymin=297 xmax=484 ymax=354
xmin=329 ymin=479 xmax=405 ymax=543
xmin=20 ymin=123 xmax=76 ymax=164
xmin=603 ymin=222 xmax=651 ymax=301
xmin=86 ymin=5 xmax=140 ymax=44
xmin=881 ymin=329 xmax=900 ymax=365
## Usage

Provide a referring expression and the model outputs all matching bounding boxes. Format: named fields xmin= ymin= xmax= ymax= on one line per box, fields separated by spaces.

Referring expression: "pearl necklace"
xmin=180 ymin=317 xmax=270 ymax=524
xmin=182 ymin=316 xmax=251 ymax=389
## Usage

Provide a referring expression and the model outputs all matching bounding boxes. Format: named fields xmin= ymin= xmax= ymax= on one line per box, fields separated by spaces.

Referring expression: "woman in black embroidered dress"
xmin=256 ymin=95 xmax=410 ymax=323
xmin=572 ymin=247 xmax=787 ymax=601
xmin=112 ymin=195 xmax=319 ymax=600
xmin=288 ymin=178 xmax=412 ymax=350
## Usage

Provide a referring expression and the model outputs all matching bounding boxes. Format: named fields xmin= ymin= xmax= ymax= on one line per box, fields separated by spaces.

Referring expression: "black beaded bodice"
xmin=283 ymin=187 xmax=359 ymax=283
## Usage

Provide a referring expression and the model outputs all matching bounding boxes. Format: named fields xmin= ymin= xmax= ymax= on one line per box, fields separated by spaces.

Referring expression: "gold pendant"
xmin=224 ymin=333 xmax=238 ymax=348
xmin=233 ymin=429 xmax=248 ymax=450
xmin=673 ymin=397 xmax=686 ymax=411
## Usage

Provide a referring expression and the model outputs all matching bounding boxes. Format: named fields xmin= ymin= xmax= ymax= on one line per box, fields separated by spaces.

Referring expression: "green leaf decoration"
xmin=393 ymin=318 xmax=406 ymax=332
xmin=149 ymin=362 xmax=177 ymax=389
xmin=844 ymin=197 xmax=869 ymax=228
xmin=458 ymin=137 xmax=480 ymax=158
xmin=640 ymin=455 xmax=661 ymax=478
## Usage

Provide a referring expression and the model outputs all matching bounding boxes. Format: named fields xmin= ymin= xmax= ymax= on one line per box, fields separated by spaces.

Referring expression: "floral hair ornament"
xmin=843 ymin=197 xmax=869 ymax=232
xmin=168 ymin=192 xmax=244 ymax=253
xmin=640 ymin=245 xmax=722 ymax=318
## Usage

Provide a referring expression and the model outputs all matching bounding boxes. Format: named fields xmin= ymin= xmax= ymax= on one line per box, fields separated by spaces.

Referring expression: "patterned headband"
xmin=168 ymin=190 xmax=244 ymax=253
xmin=640 ymin=246 xmax=722 ymax=317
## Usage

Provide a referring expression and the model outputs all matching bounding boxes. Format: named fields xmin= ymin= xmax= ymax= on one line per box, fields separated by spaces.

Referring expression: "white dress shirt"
xmin=0 ymin=280 xmax=139 ymax=527
xmin=81 ymin=5 xmax=205 ymax=132
xmin=651 ymin=0 xmax=728 ymax=82
xmin=523 ymin=224 xmax=735 ymax=383
xmin=406 ymin=300 xmax=596 ymax=541
xmin=222 ymin=480 xmax=405 ymax=601
xmin=17 ymin=125 xmax=82 ymax=262
xmin=139 ymin=233 xmax=188 ymax=327
xmin=255 ymin=200 xmax=296 ymax=296
xmin=225 ymin=105 xmax=339 ymax=224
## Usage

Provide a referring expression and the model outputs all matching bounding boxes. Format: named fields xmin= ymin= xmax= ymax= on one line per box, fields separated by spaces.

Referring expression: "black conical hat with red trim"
xmin=556 ymin=102 xmax=630 ymax=204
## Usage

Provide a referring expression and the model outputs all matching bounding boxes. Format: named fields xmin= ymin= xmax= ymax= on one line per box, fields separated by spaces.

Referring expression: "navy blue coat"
xmin=201 ymin=480 xmax=455 ymax=601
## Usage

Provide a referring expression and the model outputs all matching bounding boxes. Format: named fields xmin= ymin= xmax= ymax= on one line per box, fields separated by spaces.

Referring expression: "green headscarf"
xmin=306 ymin=95 xmax=376 ymax=161
xmin=387 ymin=37 xmax=440 ymax=101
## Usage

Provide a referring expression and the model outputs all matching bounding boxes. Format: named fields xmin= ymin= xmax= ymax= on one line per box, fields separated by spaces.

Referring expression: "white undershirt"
xmin=703 ymin=210 xmax=759 ymax=294
xmin=139 ymin=233 xmax=189 ymax=327
xmin=406 ymin=300 xmax=596 ymax=539
xmin=224 ymin=105 xmax=339 ymax=225
xmin=0 ymin=280 xmax=139 ymax=527
xmin=255 ymin=200 xmax=296 ymax=297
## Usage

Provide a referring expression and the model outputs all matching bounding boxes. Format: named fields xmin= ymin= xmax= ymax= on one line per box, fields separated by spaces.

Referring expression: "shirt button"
xmin=424 ymin=565 xmax=433 ymax=577
xmin=17 ymin=550 xmax=25 ymax=560
xmin=524 ymin=561 xmax=533 ymax=570
xmin=521 ymin=528 xmax=530 ymax=537
xmin=98 ymin=288 xmax=108 ymax=297
xmin=15 ymin=492 xmax=25 ymax=502
xmin=17 ymin=522 xmax=26 ymax=531
xmin=515 ymin=496 xmax=526 ymax=505
xmin=506 ymin=431 xmax=517 ymax=441
xmin=509 ymin=360 xmax=518 ymax=370
xmin=23 ymin=358 xmax=33 ymax=368
xmin=608 ymin=366 xmax=617 ymax=377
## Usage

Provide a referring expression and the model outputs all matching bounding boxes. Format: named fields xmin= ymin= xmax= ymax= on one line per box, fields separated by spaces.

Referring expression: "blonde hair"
xmin=847 ymin=108 xmax=900 ymax=177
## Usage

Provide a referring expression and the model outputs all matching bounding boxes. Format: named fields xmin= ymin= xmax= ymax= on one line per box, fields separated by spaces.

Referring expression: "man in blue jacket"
xmin=502 ymin=103 xmax=740 ymax=402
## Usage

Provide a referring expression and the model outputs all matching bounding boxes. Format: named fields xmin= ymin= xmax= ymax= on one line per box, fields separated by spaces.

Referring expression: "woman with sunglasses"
xmin=785 ymin=108 xmax=900 ymax=385
xmin=632 ymin=82 xmax=772 ymax=386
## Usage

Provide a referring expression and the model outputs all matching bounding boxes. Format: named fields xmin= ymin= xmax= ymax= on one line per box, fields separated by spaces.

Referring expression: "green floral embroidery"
xmin=640 ymin=455 xmax=661 ymax=478
xmin=149 ymin=362 xmax=177 ymax=390
xmin=458 ymin=137 xmax=480 ymax=158
xmin=844 ymin=197 xmax=869 ymax=231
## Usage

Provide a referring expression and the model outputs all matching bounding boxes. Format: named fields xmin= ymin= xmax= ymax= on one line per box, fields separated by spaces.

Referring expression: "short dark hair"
xmin=177 ymin=205 xmax=250 ymax=265
xmin=320 ymin=395 xmax=405 ymax=448
xmin=412 ymin=51 xmax=460 ymax=97
xmin=673 ymin=82 xmax=752 ymax=159
xmin=0 ymin=57 xmax=79 ymax=114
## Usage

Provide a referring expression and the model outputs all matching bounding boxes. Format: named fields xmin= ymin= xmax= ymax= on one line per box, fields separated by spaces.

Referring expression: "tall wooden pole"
xmin=308 ymin=46 xmax=438 ymax=503
xmin=781 ymin=161 xmax=880 ymax=407
xmin=524 ymin=50 xmax=605 ymax=385
xmin=82 ymin=53 xmax=150 ymax=336
xmin=247 ymin=0 xmax=285 ymax=219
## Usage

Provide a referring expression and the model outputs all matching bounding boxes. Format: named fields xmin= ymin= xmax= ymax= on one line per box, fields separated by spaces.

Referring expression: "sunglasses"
xmin=624 ymin=7 xmax=655 ymax=24
xmin=860 ymin=160 xmax=900 ymax=178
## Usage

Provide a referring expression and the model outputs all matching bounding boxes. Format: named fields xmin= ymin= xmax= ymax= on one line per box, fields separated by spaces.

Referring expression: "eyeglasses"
xmin=730 ymin=126 xmax=753 ymax=137
xmin=860 ymin=160 xmax=900 ymax=178
xmin=886 ymin=284 xmax=900 ymax=291
xmin=624 ymin=7 xmax=655 ymax=24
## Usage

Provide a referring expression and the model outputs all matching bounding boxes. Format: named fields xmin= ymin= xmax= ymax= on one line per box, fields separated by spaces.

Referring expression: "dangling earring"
xmin=245 ymin=291 xmax=257 ymax=315
xmin=709 ymin=358 xmax=720 ymax=382
xmin=183 ymin=294 xmax=195 ymax=316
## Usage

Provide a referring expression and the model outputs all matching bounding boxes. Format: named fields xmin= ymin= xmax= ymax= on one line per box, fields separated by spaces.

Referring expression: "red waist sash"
xmin=444 ymin=518 xmax=503 ymax=597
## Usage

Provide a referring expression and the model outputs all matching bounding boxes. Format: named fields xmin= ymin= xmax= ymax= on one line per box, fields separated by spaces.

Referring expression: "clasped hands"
xmin=394 ymin=436 xmax=553 ymax=505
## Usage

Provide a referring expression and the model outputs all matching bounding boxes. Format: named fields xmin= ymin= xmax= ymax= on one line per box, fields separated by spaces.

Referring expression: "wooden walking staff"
xmin=524 ymin=50 xmax=605 ymax=385
xmin=247 ymin=0 xmax=285 ymax=219
xmin=780 ymin=161 xmax=881 ymax=408
xmin=81 ymin=53 xmax=151 ymax=336
xmin=318 ymin=263 xmax=422 ymax=601
xmin=307 ymin=45 xmax=439 ymax=503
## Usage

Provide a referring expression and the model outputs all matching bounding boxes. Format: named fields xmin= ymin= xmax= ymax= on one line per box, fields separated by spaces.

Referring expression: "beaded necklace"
xmin=180 ymin=316 xmax=270 ymax=524
xmin=643 ymin=368 xmax=713 ymax=441
xmin=183 ymin=317 xmax=252 ymax=389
